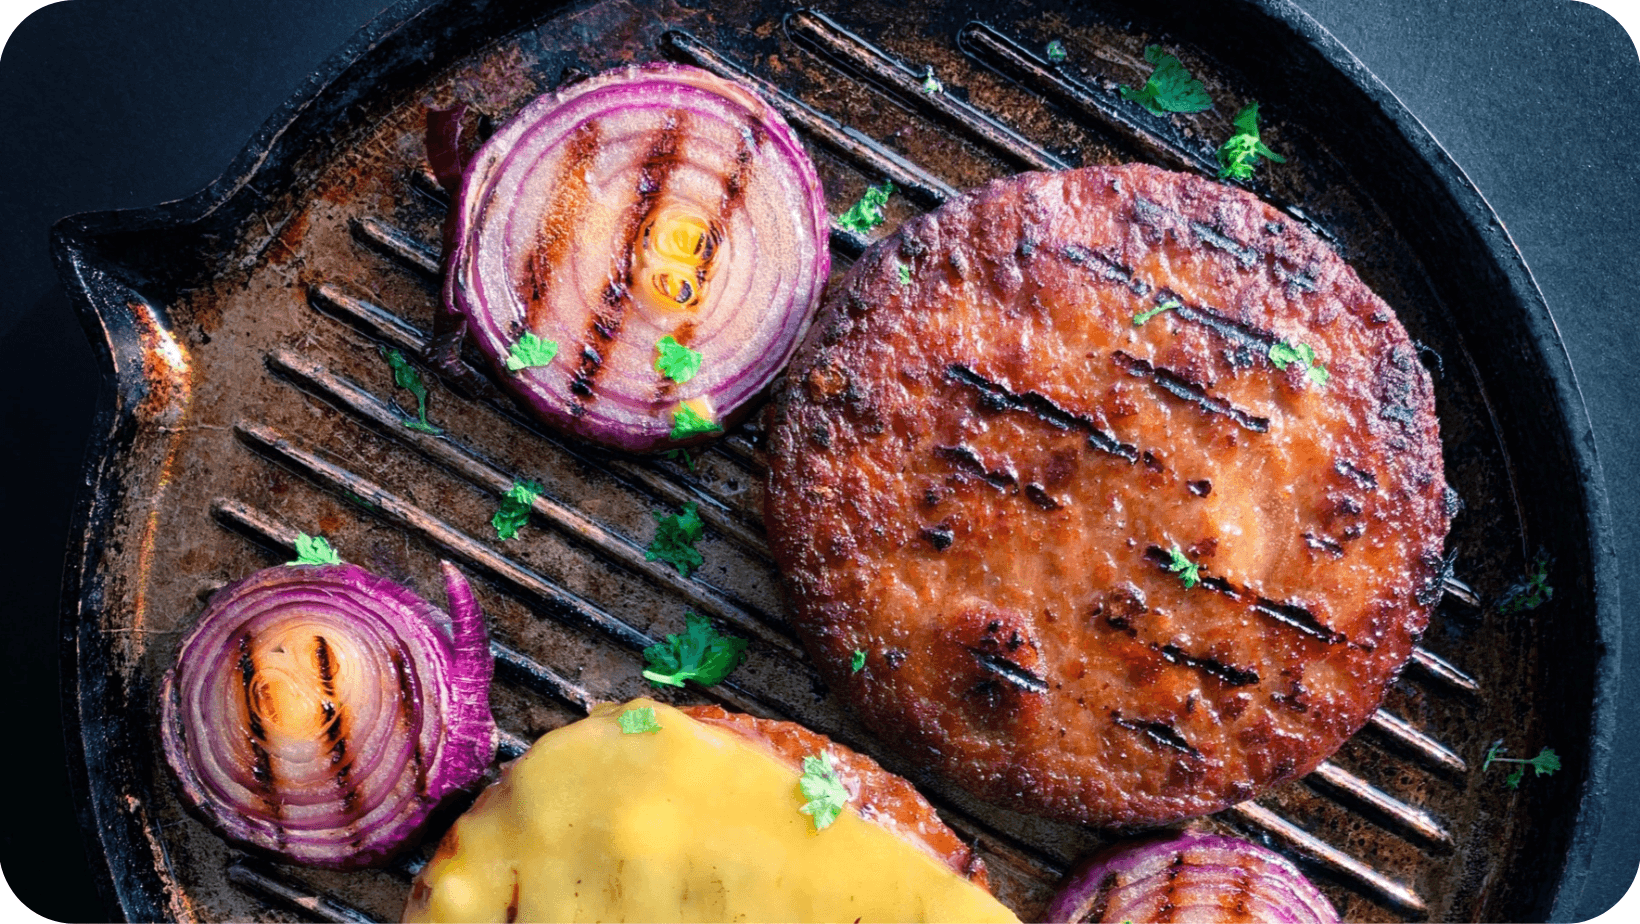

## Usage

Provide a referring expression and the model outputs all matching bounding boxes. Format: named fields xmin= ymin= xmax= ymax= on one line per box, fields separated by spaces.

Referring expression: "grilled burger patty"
xmin=764 ymin=164 xmax=1450 ymax=827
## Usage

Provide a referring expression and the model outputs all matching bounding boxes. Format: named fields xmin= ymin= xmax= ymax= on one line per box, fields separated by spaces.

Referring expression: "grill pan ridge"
xmin=48 ymin=0 xmax=1615 ymax=921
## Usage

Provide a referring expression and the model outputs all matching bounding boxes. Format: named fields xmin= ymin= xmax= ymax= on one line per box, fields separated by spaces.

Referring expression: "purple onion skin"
xmin=1045 ymin=830 xmax=1340 ymax=924
xmin=159 ymin=562 xmax=497 ymax=870
xmin=442 ymin=62 xmax=830 ymax=453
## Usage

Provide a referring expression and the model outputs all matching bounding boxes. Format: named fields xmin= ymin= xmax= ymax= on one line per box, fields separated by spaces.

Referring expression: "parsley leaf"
xmin=921 ymin=66 xmax=943 ymax=95
xmin=663 ymin=448 xmax=696 ymax=472
xmin=646 ymin=502 xmax=706 ymax=577
xmin=504 ymin=332 xmax=559 ymax=372
xmin=1164 ymin=545 xmax=1200 ymax=589
xmin=1045 ymin=40 xmax=1068 ymax=64
xmin=290 ymin=533 xmax=342 ymax=566
xmin=1268 ymin=339 xmax=1329 ymax=385
xmin=670 ymin=402 xmax=724 ymax=440
xmin=1133 ymin=299 xmax=1180 ymax=326
xmin=492 ymin=479 xmax=542 ymax=541
xmin=851 ymin=650 xmax=867 ymax=673
xmin=1216 ymin=102 xmax=1286 ymax=180
xmin=797 ymin=752 xmax=850 ymax=831
xmin=642 ymin=612 xmax=748 ymax=688
xmin=382 ymin=348 xmax=441 ymax=434
xmin=1119 ymin=45 xmax=1212 ymax=116
xmin=618 ymin=705 xmax=662 ymax=735
xmin=1498 ymin=550 xmax=1554 ymax=614
xmin=1483 ymin=742 xmax=1561 ymax=788
xmin=655 ymin=335 xmax=702 ymax=384
xmin=836 ymin=181 xmax=894 ymax=234
xmin=897 ymin=263 xmax=912 ymax=286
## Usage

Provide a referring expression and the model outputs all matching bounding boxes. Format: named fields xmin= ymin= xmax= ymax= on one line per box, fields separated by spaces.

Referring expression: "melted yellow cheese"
xmin=404 ymin=699 xmax=1019 ymax=923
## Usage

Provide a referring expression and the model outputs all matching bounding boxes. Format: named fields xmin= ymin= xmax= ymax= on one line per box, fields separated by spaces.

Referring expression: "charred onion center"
xmin=635 ymin=206 xmax=724 ymax=314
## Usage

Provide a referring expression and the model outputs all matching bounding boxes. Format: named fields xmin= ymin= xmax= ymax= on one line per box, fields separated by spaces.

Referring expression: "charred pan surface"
xmin=764 ymin=164 xmax=1448 ymax=827
xmin=679 ymin=705 xmax=989 ymax=885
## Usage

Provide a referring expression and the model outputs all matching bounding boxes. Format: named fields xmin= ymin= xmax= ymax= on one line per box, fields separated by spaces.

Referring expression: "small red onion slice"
xmin=1046 ymin=830 xmax=1340 ymax=924
xmin=442 ymin=62 xmax=830 ymax=452
xmin=159 ymin=562 xmax=496 ymax=869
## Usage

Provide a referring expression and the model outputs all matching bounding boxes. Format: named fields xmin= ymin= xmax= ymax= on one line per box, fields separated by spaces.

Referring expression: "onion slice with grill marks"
xmin=440 ymin=62 xmax=830 ymax=452
xmin=159 ymin=562 xmax=497 ymax=869
xmin=1046 ymin=830 xmax=1340 ymax=924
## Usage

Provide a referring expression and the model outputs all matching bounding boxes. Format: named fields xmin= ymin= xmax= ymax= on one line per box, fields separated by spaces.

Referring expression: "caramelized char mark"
xmin=568 ymin=111 xmax=689 ymax=409
xmin=313 ymin=635 xmax=360 ymax=813
xmin=946 ymin=363 xmax=1138 ymax=461
xmin=521 ymin=121 xmax=602 ymax=332
xmin=236 ymin=634 xmax=278 ymax=804
xmin=392 ymin=649 xmax=430 ymax=799
xmin=1111 ymin=350 xmax=1271 ymax=433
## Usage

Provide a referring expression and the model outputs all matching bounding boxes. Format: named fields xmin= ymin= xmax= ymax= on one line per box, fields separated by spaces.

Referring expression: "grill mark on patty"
xmin=1058 ymin=243 xmax=1151 ymax=295
xmin=1197 ymin=575 xmax=1348 ymax=646
xmin=1111 ymin=350 xmax=1271 ymax=433
xmin=237 ymin=633 xmax=279 ymax=814
xmin=1336 ymin=457 xmax=1378 ymax=489
xmin=568 ymin=111 xmax=688 ymax=408
xmin=1189 ymin=220 xmax=1260 ymax=267
xmin=947 ymin=363 xmax=1139 ymax=461
xmin=313 ymin=636 xmax=360 ymax=814
xmin=1113 ymin=713 xmax=1202 ymax=759
xmin=968 ymin=649 xmax=1050 ymax=694
xmin=1024 ymin=482 xmax=1062 ymax=509
xmin=521 ymin=120 xmax=602 ymax=332
xmin=1154 ymin=643 xmax=1261 ymax=686
xmin=934 ymin=444 xmax=1017 ymax=491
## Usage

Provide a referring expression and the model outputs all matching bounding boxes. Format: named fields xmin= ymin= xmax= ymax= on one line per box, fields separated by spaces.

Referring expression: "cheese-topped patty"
xmin=764 ymin=164 xmax=1450 ymax=827
xmin=403 ymin=699 xmax=1018 ymax=922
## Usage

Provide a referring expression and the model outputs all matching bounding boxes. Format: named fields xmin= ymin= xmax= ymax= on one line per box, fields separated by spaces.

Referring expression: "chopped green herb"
xmin=618 ymin=706 xmax=662 ymax=735
xmin=642 ymin=612 xmax=748 ymax=688
xmin=1498 ymin=550 xmax=1554 ymax=614
xmin=663 ymin=448 xmax=696 ymax=472
xmin=1164 ymin=545 xmax=1200 ymax=589
xmin=921 ymin=66 xmax=944 ymax=95
xmin=504 ymin=332 xmax=559 ymax=372
xmin=1119 ymin=45 xmax=1213 ymax=116
xmin=343 ymin=490 xmax=377 ymax=512
xmin=797 ymin=752 xmax=850 ymax=831
xmin=646 ymin=502 xmax=706 ymax=577
xmin=1268 ymin=340 xmax=1329 ymax=385
xmin=382 ymin=348 xmax=442 ymax=434
xmin=836 ymin=181 xmax=894 ymax=234
xmin=1483 ymin=742 xmax=1561 ymax=788
xmin=1216 ymin=102 xmax=1286 ymax=181
xmin=491 ymin=479 xmax=542 ymax=541
xmin=851 ymin=650 xmax=867 ymax=673
xmin=1133 ymin=299 xmax=1181 ymax=326
xmin=655 ymin=335 xmax=702 ymax=384
xmin=670 ymin=402 xmax=724 ymax=440
xmin=1045 ymin=40 xmax=1068 ymax=64
xmin=290 ymin=533 xmax=341 ymax=566
xmin=897 ymin=263 xmax=912 ymax=286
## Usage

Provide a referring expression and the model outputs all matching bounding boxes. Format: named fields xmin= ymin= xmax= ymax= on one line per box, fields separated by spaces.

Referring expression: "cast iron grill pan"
xmin=51 ymin=0 xmax=1611 ymax=921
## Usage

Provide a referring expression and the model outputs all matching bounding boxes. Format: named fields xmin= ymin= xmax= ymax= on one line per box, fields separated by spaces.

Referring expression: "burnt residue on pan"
xmin=50 ymin=0 xmax=1610 ymax=921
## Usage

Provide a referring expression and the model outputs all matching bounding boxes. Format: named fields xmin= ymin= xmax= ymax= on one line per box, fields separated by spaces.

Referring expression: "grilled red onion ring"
xmin=1046 ymin=830 xmax=1340 ymax=924
xmin=441 ymin=62 xmax=829 ymax=452
xmin=159 ymin=562 xmax=496 ymax=869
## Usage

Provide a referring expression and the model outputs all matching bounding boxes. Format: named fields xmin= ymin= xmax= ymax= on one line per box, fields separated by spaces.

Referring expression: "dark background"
xmin=1 ymin=0 xmax=1635 ymax=921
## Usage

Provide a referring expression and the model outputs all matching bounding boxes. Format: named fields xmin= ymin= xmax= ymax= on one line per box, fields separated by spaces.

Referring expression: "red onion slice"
xmin=159 ymin=562 xmax=496 ymax=869
xmin=1046 ymin=830 xmax=1339 ymax=924
xmin=443 ymin=62 xmax=829 ymax=452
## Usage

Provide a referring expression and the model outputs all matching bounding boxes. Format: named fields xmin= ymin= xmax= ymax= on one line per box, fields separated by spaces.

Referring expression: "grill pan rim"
xmin=45 ymin=0 xmax=1618 ymax=920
